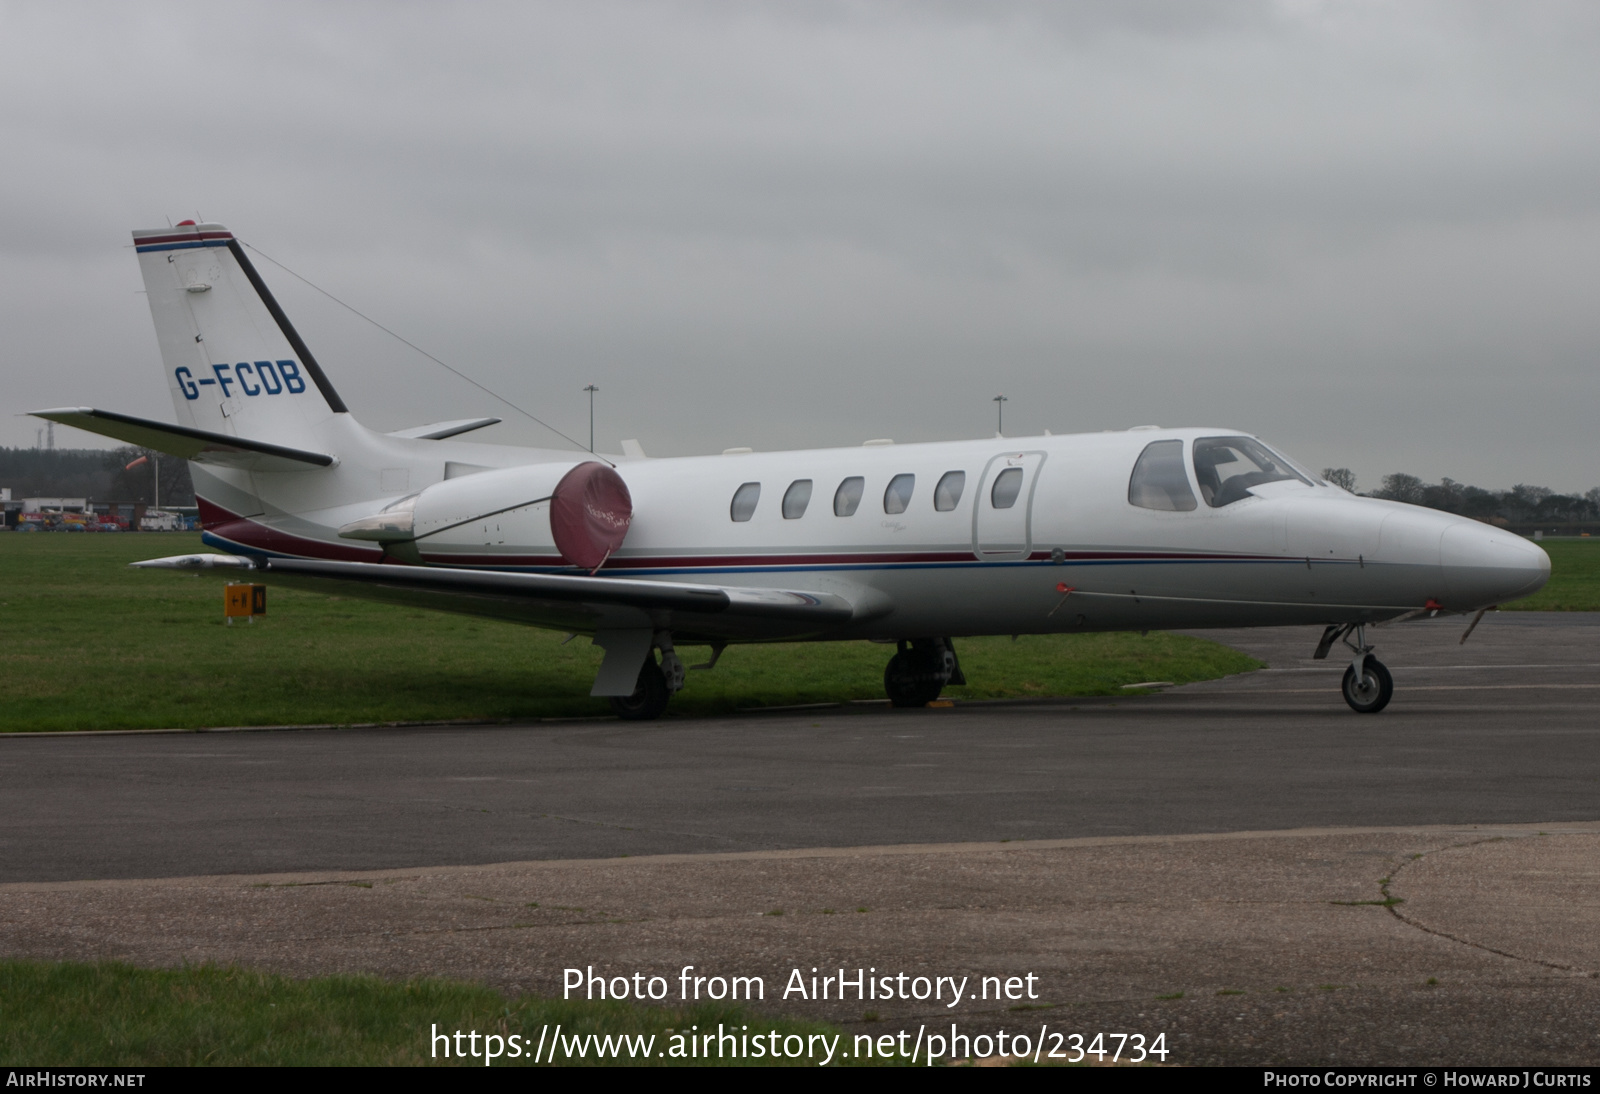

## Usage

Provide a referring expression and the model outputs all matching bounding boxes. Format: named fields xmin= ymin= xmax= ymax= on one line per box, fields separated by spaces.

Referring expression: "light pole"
xmin=993 ymin=394 xmax=1008 ymax=436
xmin=583 ymin=385 xmax=599 ymax=453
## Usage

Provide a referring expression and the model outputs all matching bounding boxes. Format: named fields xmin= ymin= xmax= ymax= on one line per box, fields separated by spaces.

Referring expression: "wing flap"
xmin=30 ymin=408 xmax=335 ymax=471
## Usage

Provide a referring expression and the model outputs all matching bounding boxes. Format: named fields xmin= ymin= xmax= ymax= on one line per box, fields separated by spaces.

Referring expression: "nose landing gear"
xmin=1341 ymin=656 xmax=1393 ymax=714
xmin=1315 ymin=623 xmax=1393 ymax=714
xmin=884 ymin=638 xmax=964 ymax=707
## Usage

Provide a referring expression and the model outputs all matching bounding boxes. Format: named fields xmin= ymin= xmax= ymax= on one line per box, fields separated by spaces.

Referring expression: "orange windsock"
xmin=125 ymin=455 xmax=149 ymax=471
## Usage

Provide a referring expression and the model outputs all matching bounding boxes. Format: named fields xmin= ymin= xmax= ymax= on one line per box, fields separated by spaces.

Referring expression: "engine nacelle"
xmin=339 ymin=460 xmax=632 ymax=569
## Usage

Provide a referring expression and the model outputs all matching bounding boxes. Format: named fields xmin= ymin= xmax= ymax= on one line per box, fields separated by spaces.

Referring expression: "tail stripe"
xmin=135 ymin=230 xmax=235 ymax=252
xmin=225 ymin=240 xmax=349 ymax=414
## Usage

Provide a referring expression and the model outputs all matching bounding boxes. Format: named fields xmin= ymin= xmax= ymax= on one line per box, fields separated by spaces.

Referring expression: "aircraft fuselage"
xmin=190 ymin=419 xmax=1549 ymax=645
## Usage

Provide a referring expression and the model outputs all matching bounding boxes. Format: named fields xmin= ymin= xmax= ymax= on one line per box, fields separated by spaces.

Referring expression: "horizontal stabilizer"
xmin=29 ymin=408 xmax=335 ymax=471
xmin=386 ymin=417 xmax=502 ymax=440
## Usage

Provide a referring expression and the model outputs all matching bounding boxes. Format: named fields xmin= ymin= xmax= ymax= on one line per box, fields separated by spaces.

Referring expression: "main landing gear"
xmin=884 ymin=638 xmax=965 ymax=707
xmin=1314 ymin=623 xmax=1393 ymax=714
xmin=609 ymin=635 xmax=687 ymax=721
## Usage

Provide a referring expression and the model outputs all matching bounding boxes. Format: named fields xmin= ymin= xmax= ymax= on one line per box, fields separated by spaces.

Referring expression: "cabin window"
xmin=1192 ymin=436 xmax=1313 ymax=508
xmin=990 ymin=467 xmax=1024 ymax=509
xmin=834 ymin=476 xmax=865 ymax=516
xmin=934 ymin=471 xmax=965 ymax=512
xmin=883 ymin=474 xmax=915 ymax=515
xmin=1129 ymin=440 xmax=1197 ymax=512
xmin=730 ymin=482 xmax=761 ymax=522
xmin=782 ymin=479 xmax=813 ymax=519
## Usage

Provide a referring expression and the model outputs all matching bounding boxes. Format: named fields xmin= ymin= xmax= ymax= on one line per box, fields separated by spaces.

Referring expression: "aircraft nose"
xmin=1440 ymin=522 xmax=1550 ymax=607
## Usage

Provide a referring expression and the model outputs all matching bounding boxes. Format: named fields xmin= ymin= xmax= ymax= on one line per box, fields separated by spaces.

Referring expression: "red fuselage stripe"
xmin=199 ymin=498 xmax=383 ymax=563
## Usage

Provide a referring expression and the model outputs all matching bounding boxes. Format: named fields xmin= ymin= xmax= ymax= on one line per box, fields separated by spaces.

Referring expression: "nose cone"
xmin=1441 ymin=523 xmax=1550 ymax=607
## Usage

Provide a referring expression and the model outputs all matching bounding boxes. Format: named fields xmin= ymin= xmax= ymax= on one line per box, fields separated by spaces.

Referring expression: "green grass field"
xmin=1503 ymin=537 xmax=1600 ymax=611
xmin=0 ymin=533 xmax=1261 ymax=732
xmin=0 ymin=961 xmax=889 ymax=1067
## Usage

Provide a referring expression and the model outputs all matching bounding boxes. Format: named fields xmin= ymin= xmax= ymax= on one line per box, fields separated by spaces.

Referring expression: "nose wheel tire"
xmin=610 ymin=659 xmax=670 ymax=721
xmin=1341 ymin=658 xmax=1393 ymax=714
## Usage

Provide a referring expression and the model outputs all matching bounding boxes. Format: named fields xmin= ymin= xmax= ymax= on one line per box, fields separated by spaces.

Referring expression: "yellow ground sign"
xmin=224 ymin=584 xmax=266 ymax=619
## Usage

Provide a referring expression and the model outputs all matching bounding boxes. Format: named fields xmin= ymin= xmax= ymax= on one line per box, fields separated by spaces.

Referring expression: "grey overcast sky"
xmin=2 ymin=1 xmax=1597 ymax=493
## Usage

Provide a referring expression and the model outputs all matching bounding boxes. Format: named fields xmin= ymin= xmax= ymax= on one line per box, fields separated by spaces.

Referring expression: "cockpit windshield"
xmin=1192 ymin=436 xmax=1313 ymax=508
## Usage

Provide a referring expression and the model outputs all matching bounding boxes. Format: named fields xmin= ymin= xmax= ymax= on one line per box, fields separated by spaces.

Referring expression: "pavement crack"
xmin=1380 ymin=836 xmax=1592 ymax=977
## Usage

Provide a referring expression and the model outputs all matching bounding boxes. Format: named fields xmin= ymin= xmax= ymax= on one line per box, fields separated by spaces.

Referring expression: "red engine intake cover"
xmin=549 ymin=462 xmax=633 ymax=570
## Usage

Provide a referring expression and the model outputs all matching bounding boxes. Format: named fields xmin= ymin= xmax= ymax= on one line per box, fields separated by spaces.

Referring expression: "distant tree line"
xmin=1322 ymin=468 xmax=1600 ymax=525
xmin=0 ymin=447 xmax=195 ymax=506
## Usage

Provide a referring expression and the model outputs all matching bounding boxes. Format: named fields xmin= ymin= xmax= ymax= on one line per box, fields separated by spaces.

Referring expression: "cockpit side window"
xmin=1128 ymin=440 xmax=1197 ymax=512
xmin=1192 ymin=436 xmax=1313 ymax=508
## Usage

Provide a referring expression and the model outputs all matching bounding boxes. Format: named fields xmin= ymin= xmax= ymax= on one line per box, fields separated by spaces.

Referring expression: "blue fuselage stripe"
xmin=135 ymin=240 xmax=231 ymax=253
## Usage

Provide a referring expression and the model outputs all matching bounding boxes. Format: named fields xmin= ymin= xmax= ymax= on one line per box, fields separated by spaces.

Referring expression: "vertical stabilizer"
xmin=134 ymin=222 xmax=348 ymax=449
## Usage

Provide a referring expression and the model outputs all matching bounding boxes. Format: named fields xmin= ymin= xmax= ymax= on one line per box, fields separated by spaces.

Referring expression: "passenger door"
xmin=973 ymin=451 xmax=1046 ymax=560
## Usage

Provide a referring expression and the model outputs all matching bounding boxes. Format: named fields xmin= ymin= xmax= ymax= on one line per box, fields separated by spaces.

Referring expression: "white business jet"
xmin=33 ymin=221 xmax=1549 ymax=719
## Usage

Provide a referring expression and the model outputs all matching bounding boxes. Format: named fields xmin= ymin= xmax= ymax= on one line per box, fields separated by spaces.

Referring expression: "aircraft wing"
xmin=131 ymin=553 xmax=866 ymax=641
xmin=30 ymin=408 xmax=334 ymax=471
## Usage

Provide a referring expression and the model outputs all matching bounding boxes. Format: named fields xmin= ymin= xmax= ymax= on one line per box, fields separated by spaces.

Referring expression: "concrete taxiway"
xmin=0 ymin=613 xmax=1595 ymax=882
xmin=1 ymin=612 xmax=1596 ymax=1064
